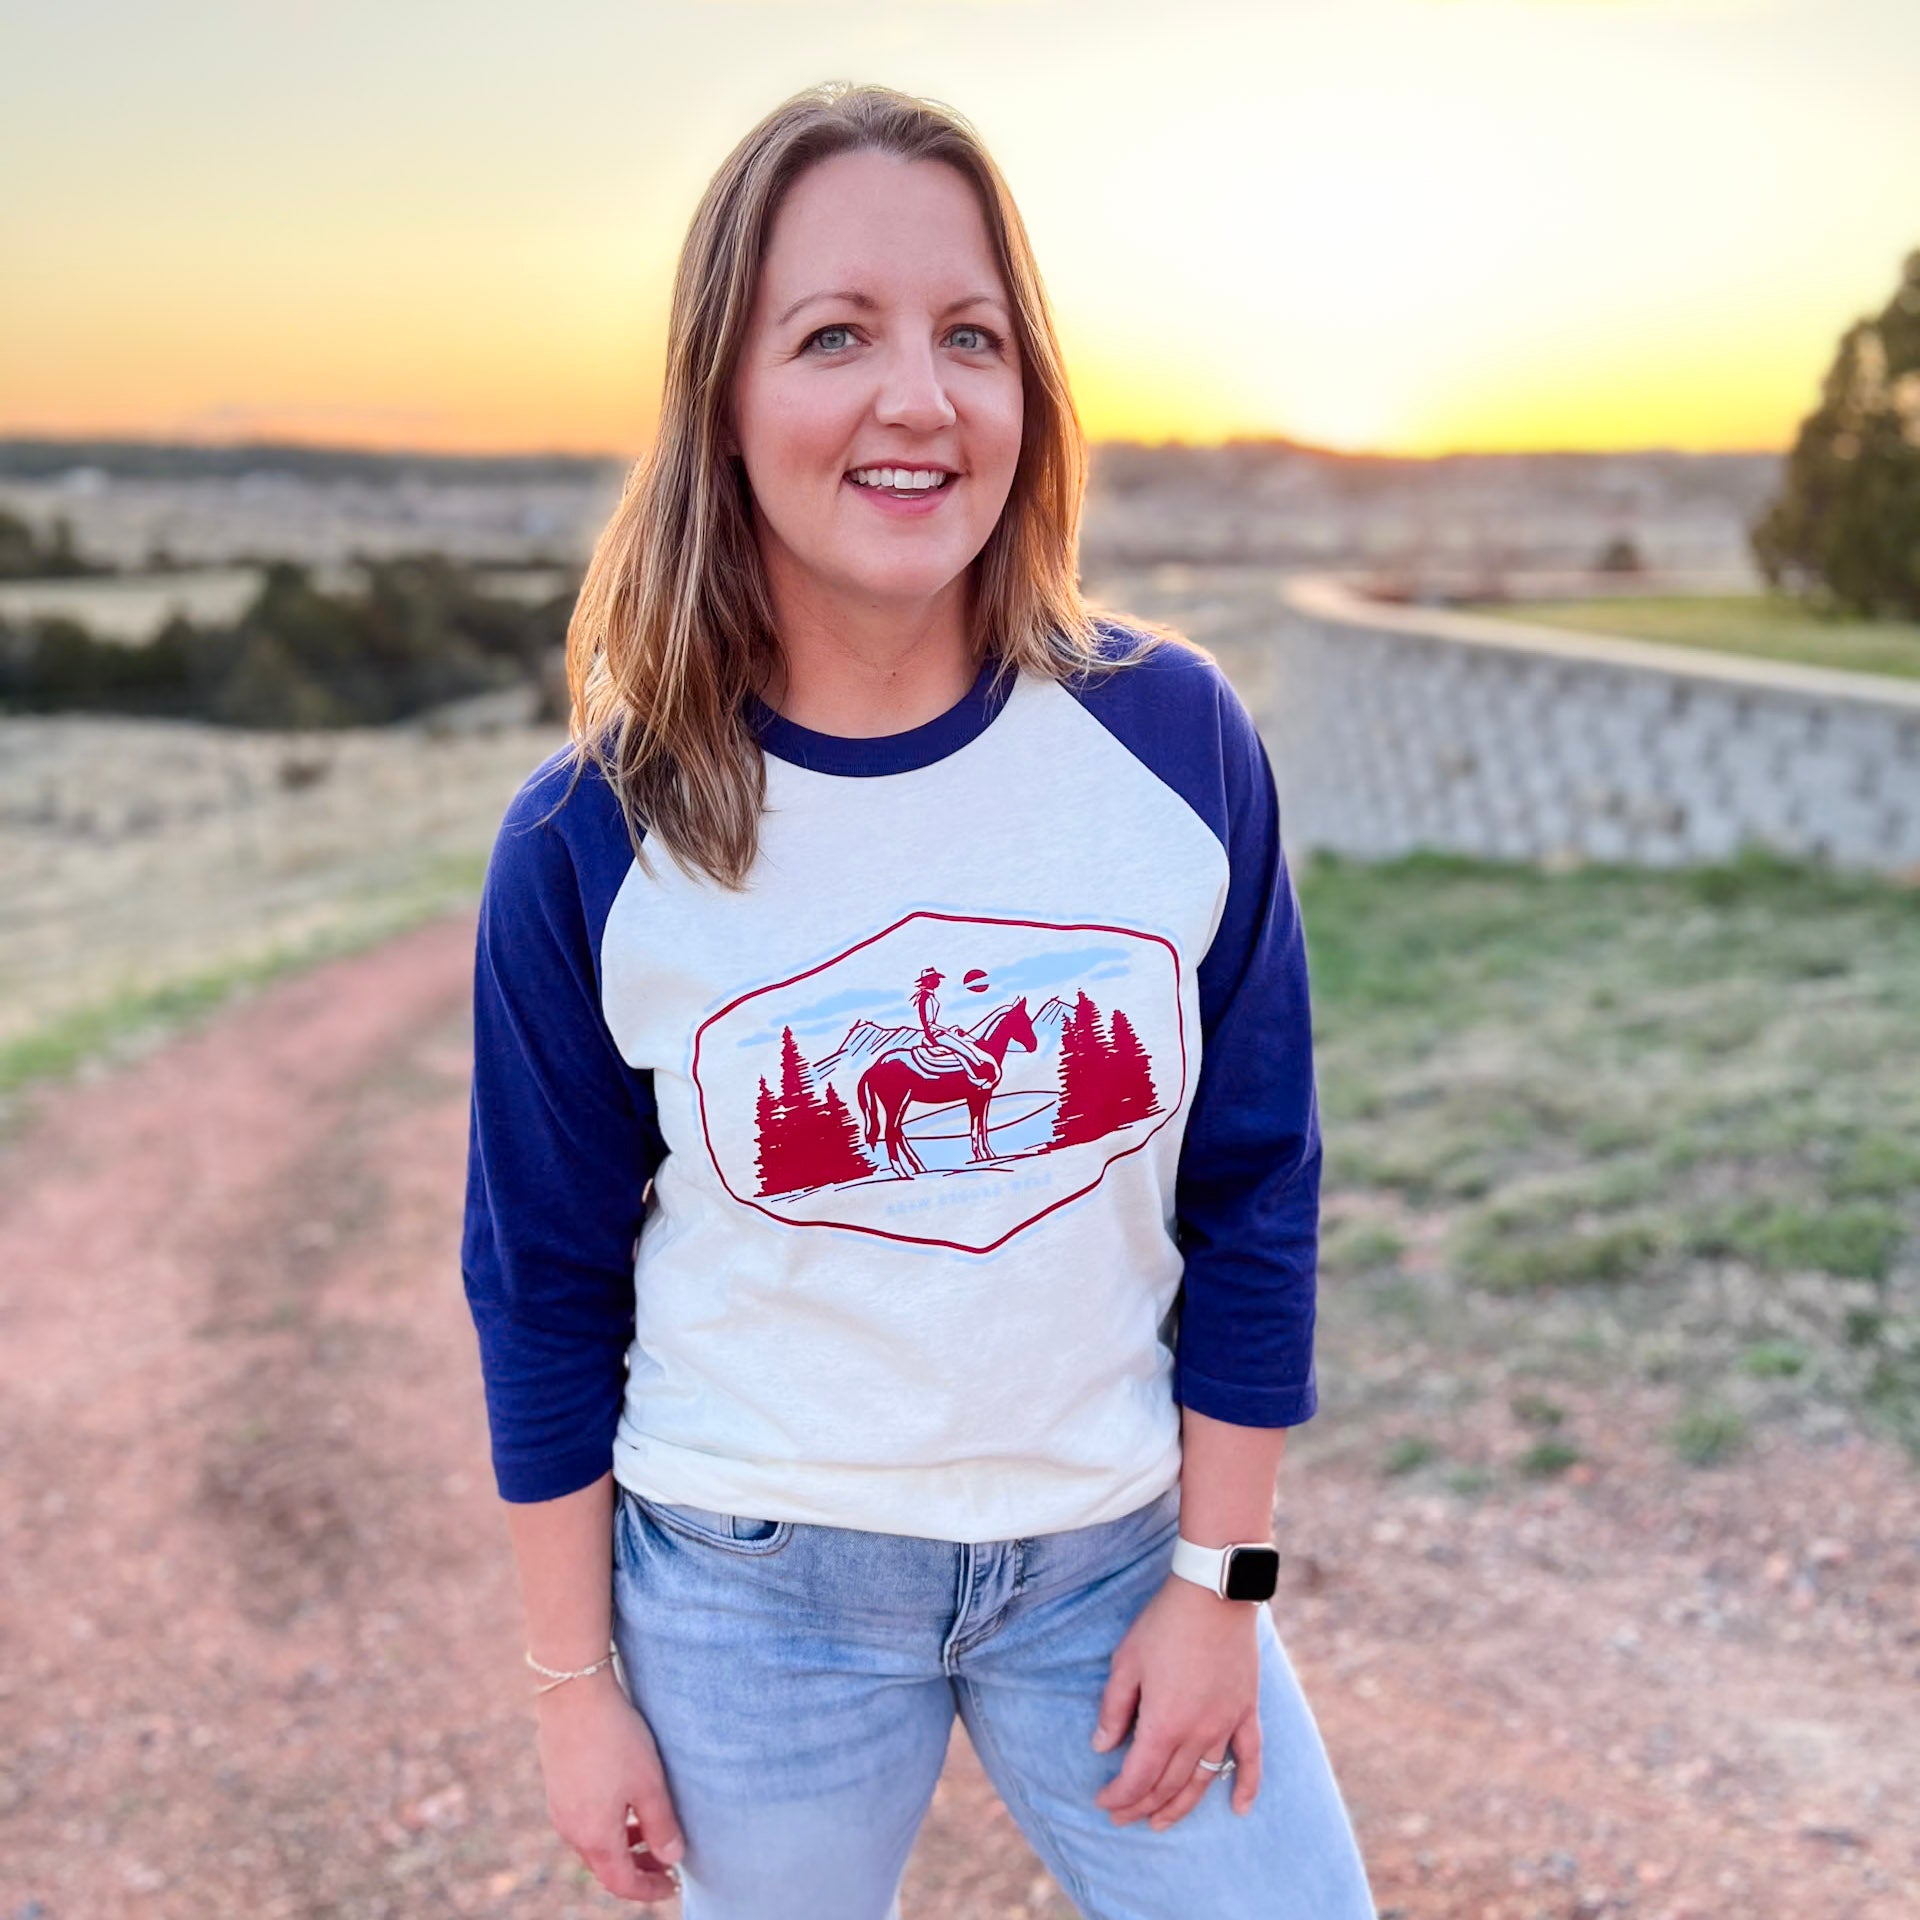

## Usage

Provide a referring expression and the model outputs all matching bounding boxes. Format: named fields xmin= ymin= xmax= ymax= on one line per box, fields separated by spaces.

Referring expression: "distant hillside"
xmin=1085 ymin=441 xmax=1783 ymax=574
xmin=0 ymin=434 xmax=1787 ymax=578
xmin=0 ymin=438 xmax=625 ymax=487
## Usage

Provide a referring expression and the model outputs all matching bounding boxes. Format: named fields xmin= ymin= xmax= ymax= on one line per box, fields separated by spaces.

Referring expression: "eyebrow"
xmin=774 ymin=288 xmax=1011 ymax=329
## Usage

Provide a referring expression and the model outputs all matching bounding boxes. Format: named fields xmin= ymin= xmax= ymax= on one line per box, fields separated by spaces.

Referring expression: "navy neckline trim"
xmin=743 ymin=651 xmax=1011 ymax=777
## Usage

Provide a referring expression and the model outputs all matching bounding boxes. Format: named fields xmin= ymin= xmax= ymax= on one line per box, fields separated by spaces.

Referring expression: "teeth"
xmin=848 ymin=467 xmax=951 ymax=490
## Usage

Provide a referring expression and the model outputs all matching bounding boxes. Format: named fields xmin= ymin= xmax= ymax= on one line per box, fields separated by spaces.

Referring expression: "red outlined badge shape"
xmin=690 ymin=910 xmax=1187 ymax=1254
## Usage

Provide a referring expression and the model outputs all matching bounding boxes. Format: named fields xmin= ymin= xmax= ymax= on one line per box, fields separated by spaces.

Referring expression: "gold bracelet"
xmin=526 ymin=1645 xmax=617 ymax=1695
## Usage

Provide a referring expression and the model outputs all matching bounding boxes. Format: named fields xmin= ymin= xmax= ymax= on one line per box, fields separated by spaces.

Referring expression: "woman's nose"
xmin=871 ymin=348 xmax=958 ymax=430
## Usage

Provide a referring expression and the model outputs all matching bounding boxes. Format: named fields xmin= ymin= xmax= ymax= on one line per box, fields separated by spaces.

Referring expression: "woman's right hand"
xmin=535 ymin=1667 xmax=686 ymax=1904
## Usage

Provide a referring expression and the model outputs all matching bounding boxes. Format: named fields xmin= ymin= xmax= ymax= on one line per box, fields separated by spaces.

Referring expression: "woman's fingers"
xmin=573 ymin=1805 xmax=685 ymax=1905
xmin=1089 ymin=1661 xmax=1141 ymax=1767
xmin=625 ymin=1795 xmax=685 ymax=1869
xmin=579 ymin=1829 xmax=678 ymax=1905
xmin=1134 ymin=1730 xmax=1222 ymax=1827
xmin=1100 ymin=1720 xmax=1212 ymax=1825
xmin=622 ymin=1799 xmax=686 ymax=1897
xmin=1150 ymin=1702 xmax=1262 ymax=1830
xmin=1229 ymin=1700 xmax=1262 ymax=1815
xmin=1111 ymin=1705 xmax=1261 ymax=1831
xmin=1147 ymin=1743 xmax=1228 ymax=1832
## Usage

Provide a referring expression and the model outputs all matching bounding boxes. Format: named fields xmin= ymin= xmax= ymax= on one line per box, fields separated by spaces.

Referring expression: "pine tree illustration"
xmin=817 ymin=1082 xmax=875 ymax=1181
xmin=1049 ymin=990 xmax=1117 ymax=1148
xmin=752 ymin=1073 xmax=787 ymax=1196
xmin=777 ymin=1026 xmax=813 ymax=1107
xmin=1105 ymin=1007 xmax=1160 ymax=1127
xmin=760 ymin=1026 xmax=876 ymax=1194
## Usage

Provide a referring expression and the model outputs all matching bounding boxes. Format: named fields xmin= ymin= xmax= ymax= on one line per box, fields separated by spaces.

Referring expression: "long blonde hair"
xmin=555 ymin=79 xmax=1182 ymax=889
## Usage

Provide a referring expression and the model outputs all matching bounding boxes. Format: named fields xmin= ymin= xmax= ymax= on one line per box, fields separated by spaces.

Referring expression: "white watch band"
xmin=1170 ymin=1534 xmax=1260 ymax=1599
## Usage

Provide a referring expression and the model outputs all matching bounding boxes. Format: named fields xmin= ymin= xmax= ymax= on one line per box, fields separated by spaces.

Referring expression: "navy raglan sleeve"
xmin=1172 ymin=670 xmax=1323 ymax=1428
xmin=459 ymin=773 xmax=666 ymax=1502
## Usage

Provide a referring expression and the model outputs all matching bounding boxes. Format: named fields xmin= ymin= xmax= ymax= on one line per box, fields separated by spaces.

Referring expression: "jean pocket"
xmin=629 ymin=1492 xmax=795 ymax=1556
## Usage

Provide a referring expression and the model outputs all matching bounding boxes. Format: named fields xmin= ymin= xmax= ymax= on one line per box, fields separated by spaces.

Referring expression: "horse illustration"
xmin=858 ymin=997 xmax=1039 ymax=1177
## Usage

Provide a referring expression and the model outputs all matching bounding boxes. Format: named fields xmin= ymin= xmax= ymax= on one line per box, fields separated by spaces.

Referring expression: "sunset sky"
xmin=3 ymin=0 xmax=1915 ymax=459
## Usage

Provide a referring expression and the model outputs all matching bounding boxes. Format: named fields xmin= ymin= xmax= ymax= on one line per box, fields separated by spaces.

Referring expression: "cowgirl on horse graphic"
xmin=904 ymin=965 xmax=998 ymax=1090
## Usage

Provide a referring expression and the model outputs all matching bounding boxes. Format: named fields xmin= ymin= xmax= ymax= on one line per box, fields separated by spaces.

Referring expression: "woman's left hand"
xmin=1090 ymin=1577 xmax=1263 ymax=1829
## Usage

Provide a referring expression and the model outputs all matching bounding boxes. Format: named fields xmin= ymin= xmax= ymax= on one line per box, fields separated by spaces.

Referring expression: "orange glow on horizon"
xmin=2 ymin=3 xmax=1910 ymax=464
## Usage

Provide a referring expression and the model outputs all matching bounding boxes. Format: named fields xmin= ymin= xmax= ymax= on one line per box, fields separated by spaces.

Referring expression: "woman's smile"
xmin=842 ymin=467 xmax=962 ymax=517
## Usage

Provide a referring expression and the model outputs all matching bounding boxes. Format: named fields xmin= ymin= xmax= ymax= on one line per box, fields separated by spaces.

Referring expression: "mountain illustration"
xmin=812 ymin=996 xmax=1072 ymax=1085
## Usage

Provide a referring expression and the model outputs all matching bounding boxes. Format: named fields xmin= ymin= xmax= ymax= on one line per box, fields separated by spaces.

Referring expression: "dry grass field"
xmin=0 ymin=711 xmax=564 ymax=1109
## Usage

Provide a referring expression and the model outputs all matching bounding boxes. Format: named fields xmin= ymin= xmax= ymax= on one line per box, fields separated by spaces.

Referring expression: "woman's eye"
xmin=801 ymin=323 xmax=1005 ymax=355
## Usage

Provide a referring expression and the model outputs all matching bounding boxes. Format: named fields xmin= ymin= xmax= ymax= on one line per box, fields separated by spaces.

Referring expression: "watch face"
xmin=1223 ymin=1545 xmax=1280 ymax=1601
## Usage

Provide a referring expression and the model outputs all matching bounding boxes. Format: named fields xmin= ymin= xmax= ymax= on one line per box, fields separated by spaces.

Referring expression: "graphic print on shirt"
xmin=690 ymin=911 xmax=1187 ymax=1254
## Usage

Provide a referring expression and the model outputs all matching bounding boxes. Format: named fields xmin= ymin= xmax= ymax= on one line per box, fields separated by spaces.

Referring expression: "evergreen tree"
xmin=758 ymin=1032 xmax=874 ymax=1193
xmin=819 ymin=1083 xmax=874 ymax=1180
xmin=1050 ymin=991 xmax=1118 ymax=1147
xmin=1106 ymin=1007 xmax=1160 ymax=1127
xmin=777 ymin=1026 xmax=814 ymax=1106
xmin=752 ymin=1074 xmax=787 ymax=1196
xmin=1751 ymin=245 xmax=1920 ymax=620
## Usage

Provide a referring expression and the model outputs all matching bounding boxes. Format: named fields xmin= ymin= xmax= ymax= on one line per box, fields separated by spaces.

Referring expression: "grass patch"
xmin=1519 ymin=1437 xmax=1582 ymax=1478
xmin=1450 ymin=1210 xmax=1664 ymax=1292
xmin=1367 ymin=1276 xmax=1435 ymax=1327
xmin=1456 ymin=594 xmax=1920 ymax=682
xmin=1381 ymin=1434 xmax=1440 ymax=1476
xmin=1845 ymin=1306 xmax=1884 ymax=1347
xmin=1678 ymin=1195 xmax=1908 ymax=1283
xmin=1740 ymin=1339 xmax=1808 ymax=1379
xmin=1669 ymin=1403 xmax=1749 ymax=1466
xmin=0 ymin=849 xmax=487 ymax=1107
xmin=1321 ymin=1218 xmax=1408 ymax=1275
xmin=1863 ymin=1346 xmax=1920 ymax=1455
xmin=1325 ymin=1133 xmax=1498 ymax=1203
xmin=1298 ymin=844 xmax=1920 ymax=1459
xmin=1829 ymin=1131 xmax=1920 ymax=1202
xmin=1510 ymin=1391 xmax=1566 ymax=1428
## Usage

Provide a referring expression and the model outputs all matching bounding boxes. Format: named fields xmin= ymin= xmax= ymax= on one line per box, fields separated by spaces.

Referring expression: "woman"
xmin=901 ymin=965 xmax=999 ymax=1090
xmin=460 ymin=80 xmax=1376 ymax=1919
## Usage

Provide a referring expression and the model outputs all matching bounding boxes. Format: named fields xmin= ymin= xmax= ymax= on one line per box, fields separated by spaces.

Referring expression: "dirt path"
xmin=1 ymin=915 xmax=1915 ymax=1918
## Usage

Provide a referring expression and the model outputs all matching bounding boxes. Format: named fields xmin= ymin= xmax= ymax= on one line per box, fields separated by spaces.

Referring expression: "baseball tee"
xmin=459 ymin=620 xmax=1323 ymax=1544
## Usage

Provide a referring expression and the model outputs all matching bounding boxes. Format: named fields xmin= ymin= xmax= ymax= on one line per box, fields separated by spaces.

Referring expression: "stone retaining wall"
xmin=1263 ymin=575 xmax=1920 ymax=876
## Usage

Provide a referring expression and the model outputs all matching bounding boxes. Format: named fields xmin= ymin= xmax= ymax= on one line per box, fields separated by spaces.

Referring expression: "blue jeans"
xmin=609 ymin=1477 xmax=1377 ymax=1919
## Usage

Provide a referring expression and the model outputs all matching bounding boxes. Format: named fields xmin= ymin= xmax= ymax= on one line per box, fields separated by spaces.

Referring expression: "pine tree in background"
xmin=752 ymin=1074 xmax=787 ymax=1196
xmin=819 ymin=1083 xmax=872 ymax=1178
xmin=756 ymin=1028 xmax=874 ymax=1195
xmin=1050 ymin=992 xmax=1170 ymax=1149
xmin=1751 ymin=246 xmax=1920 ymax=621
xmin=776 ymin=1026 xmax=812 ymax=1110
xmin=1106 ymin=1007 xmax=1160 ymax=1127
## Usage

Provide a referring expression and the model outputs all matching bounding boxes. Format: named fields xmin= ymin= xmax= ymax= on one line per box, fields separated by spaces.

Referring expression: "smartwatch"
xmin=1170 ymin=1534 xmax=1281 ymax=1602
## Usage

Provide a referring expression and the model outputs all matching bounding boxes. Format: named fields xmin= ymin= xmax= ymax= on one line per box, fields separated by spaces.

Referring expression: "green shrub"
xmin=1669 ymin=1403 xmax=1748 ymax=1466
xmin=1519 ymin=1438 xmax=1581 ymax=1477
